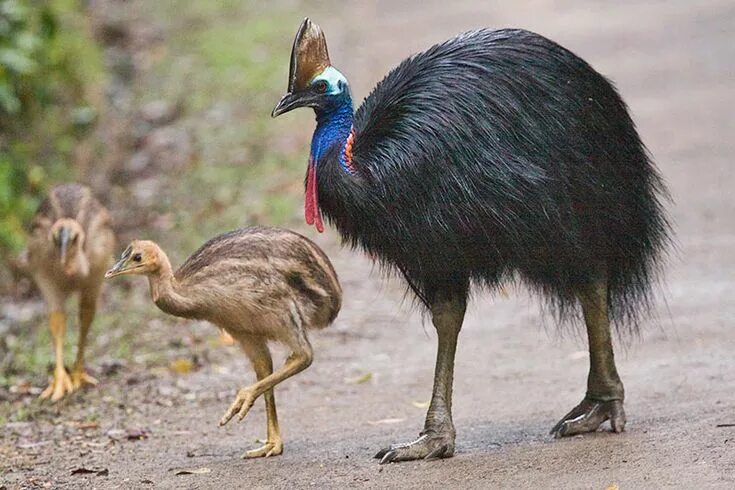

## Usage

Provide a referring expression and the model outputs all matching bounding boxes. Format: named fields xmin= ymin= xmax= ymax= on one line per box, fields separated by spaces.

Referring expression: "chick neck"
xmin=146 ymin=248 xmax=198 ymax=318
xmin=62 ymin=248 xmax=90 ymax=279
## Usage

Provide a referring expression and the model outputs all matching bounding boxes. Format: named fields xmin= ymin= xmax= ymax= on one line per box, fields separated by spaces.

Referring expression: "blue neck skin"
xmin=311 ymin=95 xmax=354 ymax=172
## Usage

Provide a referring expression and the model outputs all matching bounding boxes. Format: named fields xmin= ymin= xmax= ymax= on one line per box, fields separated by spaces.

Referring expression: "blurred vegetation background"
xmin=0 ymin=0 xmax=102 ymax=259
xmin=0 ymin=0 xmax=327 ymax=408
xmin=0 ymin=0 xmax=315 ymax=277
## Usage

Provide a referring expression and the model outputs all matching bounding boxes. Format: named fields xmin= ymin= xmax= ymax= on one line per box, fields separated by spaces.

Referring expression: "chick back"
xmin=175 ymin=227 xmax=341 ymax=331
xmin=32 ymin=183 xmax=107 ymax=230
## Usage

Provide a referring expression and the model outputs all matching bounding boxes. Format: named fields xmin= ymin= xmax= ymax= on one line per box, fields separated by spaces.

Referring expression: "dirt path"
xmin=3 ymin=1 xmax=735 ymax=488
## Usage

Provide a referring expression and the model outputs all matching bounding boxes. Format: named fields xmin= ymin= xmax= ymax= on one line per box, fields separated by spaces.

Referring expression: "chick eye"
xmin=314 ymin=80 xmax=328 ymax=93
xmin=132 ymin=253 xmax=142 ymax=262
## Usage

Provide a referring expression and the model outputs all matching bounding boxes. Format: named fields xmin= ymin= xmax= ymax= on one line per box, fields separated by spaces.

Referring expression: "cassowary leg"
xmin=551 ymin=278 xmax=626 ymax=438
xmin=71 ymin=291 xmax=99 ymax=389
xmin=236 ymin=337 xmax=283 ymax=459
xmin=376 ymin=293 xmax=467 ymax=464
xmin=40 ymin=311 xmax=74 ymax=402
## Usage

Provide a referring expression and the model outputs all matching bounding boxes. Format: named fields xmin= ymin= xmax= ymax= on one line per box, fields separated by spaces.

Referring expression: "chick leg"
xmin=550 ymin=277 xmax=626 ymax=437
xmin=237 ymin=338 xmax=283 ymax=459
xmin=71 ymin=290 xmax=99 ymax=389
xmin=219 ymin=346 xmax=313 ymax=428
xmin=220 ymin=305 xmax=313 ymax=427
xmin=39 ymin=311 xmax=74 ymax=401
xmin=376 ymin=292 xmax=467 ymax=464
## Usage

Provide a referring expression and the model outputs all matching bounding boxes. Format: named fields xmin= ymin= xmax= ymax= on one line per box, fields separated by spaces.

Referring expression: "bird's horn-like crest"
xmin=288 ymin=18 xmax=331 ymax=92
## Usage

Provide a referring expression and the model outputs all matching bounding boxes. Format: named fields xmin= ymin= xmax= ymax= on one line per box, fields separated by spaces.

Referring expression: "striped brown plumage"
xmin=106 ymin=226 xmax=342 ymax=458
xmin=172 ymin=227 xmax=341 ymax=329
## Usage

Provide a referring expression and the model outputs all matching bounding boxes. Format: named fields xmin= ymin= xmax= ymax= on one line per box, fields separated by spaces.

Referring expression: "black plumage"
xmin=319 ymin=28 xmax=670 ymax=329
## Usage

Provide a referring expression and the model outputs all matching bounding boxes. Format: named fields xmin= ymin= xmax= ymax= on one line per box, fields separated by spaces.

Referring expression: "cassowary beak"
xmin=272 ymin=92 xmax=301 ymax=117
xmin=272 ymin=91 xmax=322 ymax=117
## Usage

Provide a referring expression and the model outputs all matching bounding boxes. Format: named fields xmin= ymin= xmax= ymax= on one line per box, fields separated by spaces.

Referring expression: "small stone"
xmin=139 ymin=100 xmax=180 ymax=127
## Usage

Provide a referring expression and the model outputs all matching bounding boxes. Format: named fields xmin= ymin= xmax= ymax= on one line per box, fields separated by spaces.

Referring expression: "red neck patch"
xmin=341 ymin=127 xmax=356 ymax=174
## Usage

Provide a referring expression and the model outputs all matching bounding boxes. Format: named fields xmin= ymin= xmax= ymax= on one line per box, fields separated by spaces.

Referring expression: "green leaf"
xmin=15 ymin=30 xmax=40 ymax=52
xmin=0 ymin=48 xmax=37 ymax=74
xmin=0 ymin=80 xmax=19 ymax=113
xmin=39 ymin=7 xmax=58 ymax=40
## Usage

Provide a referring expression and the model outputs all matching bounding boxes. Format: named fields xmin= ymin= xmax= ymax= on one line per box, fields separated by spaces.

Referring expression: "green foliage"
xmin=0 ymin=0 xmax=56 ymax=117
xmin=139 ymin=1 xmax=309 ymax=254
xmin=0 ymin=0 xmax=103 ymax=256
xmin=0 ymin=153 xmax=42 ymax=250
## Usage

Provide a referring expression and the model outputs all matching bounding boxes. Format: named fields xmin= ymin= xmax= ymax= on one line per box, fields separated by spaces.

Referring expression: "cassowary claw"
xmin=374 ymin=433 xmax=454 ymax=464
xmin=550 ymin=398 xmax=626 ymax=438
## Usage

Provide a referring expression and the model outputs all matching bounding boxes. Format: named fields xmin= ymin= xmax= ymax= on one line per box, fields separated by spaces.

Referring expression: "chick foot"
xmin=243 ymin=437 xmax=283 ymax=459
xmin=70 ymin=368 xmax=98 ymax=390
xmin=219 ymin=388 xmax=257 ymax=426
xmin=40 ymin=368 xmax=74 ymax=402
xmin=550 ymin=398 xmax=626 ymax=438
xmin=374 ymin=430 xmax=455 ymax=464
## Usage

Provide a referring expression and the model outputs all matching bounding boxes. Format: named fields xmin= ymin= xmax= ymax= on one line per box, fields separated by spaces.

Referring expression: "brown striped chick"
xmin=27 ymin=183 xmax=115 ymax=401
xmin=106 ymin=227 xmax=342 ymax=458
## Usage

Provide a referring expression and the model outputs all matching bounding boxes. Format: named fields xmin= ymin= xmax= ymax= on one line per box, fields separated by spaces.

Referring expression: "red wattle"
xmin=305 ymin=159 xmax=324 ymax=233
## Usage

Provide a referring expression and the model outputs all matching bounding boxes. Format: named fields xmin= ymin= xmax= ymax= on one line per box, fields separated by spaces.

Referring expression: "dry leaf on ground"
xmin=367 ymin=418 xmax=405 ymax=426
xmin=344 ymin=373 xmax=372 ymax=384
xmin=174 ymin=467 xmax=211 ymax=475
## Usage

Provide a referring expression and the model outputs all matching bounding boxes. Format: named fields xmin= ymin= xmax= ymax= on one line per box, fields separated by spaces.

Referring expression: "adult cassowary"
xmin=272 ymin=18 xmax=670 ymax=463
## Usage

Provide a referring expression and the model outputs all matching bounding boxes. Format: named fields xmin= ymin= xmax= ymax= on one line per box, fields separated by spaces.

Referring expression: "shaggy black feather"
xmin=315 ymin=28 xmax=671 ymax=332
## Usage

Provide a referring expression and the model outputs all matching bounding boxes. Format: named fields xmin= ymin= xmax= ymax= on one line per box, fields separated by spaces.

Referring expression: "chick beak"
xmin=58 ymin=227 xmax=70 ymax=265
xmin=105 ymin=257 xmax=127 ymax=278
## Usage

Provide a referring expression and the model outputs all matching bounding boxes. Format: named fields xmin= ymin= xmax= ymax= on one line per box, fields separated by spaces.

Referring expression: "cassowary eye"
xmin=132 ymin=253 xmax=142 ymax=262
xmin=314 ymin=80 xmax=328 ymax=93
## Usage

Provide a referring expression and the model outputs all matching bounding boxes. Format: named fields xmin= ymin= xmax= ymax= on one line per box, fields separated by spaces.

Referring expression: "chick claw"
xmin=243 ymin=438 xmax=283 ymax=459
xmin=71 ymin=369 xmax=98 ymax=389
xmin=39 ymin=368 xmax=75 ymax=402
xmin=219 ymin=388 xmax=257 ymax=426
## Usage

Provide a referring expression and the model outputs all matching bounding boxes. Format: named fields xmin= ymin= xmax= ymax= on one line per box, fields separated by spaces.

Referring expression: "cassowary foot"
xmin=374 ymin=431 xmax=455 ymax=464
xmin=243 ymin=437 xmax=283 ymax=459
xmin=39 ymin=368 xmax=75 ymax=402
xmin=550 ymin=398 xmax=626 ymax=438
xmin=70 ymin=368 xmax=98 ymax=390
xmin=219 ymin=388 xmax=257 ymax=426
